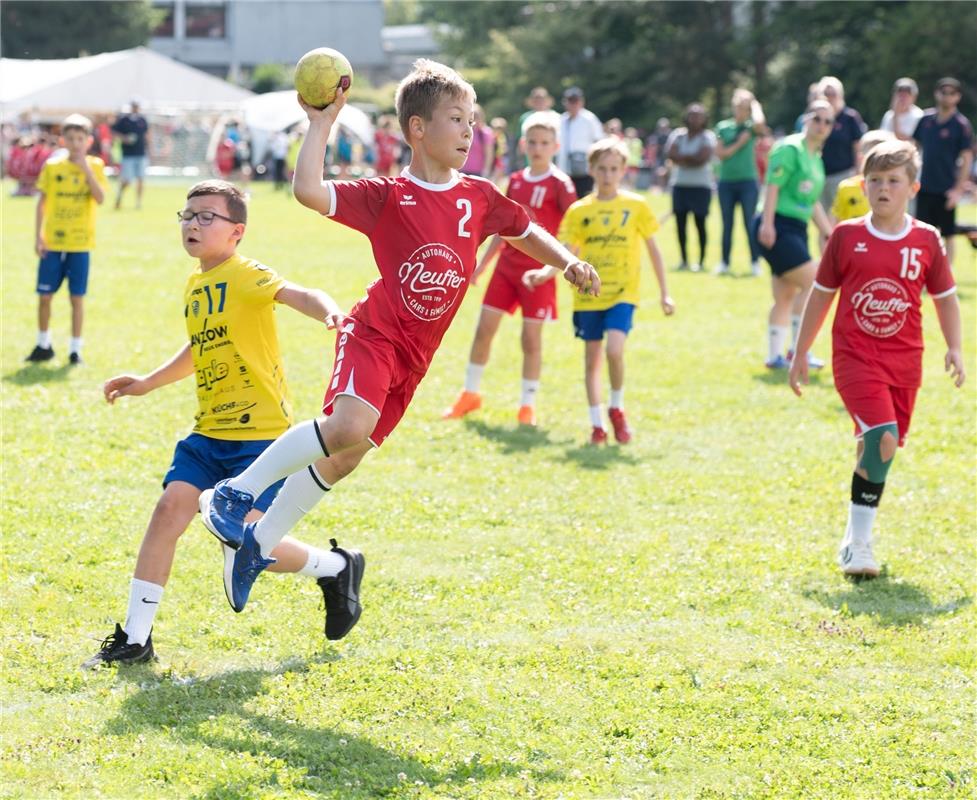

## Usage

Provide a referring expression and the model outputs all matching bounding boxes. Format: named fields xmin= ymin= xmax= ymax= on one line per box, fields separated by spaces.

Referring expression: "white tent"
xmin=0 ymin=47 xmax=254 ymax=120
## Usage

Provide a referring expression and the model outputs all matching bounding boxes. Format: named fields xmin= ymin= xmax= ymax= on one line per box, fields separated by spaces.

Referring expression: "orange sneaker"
xmin=608 ymin=408 xmax=632 ymax=444
xmin=517 ymin=405 xmax=536 ymax=426
xmin=590 ymin=426 xmax=608 ymax=445
xmin=441 ymin=390 xmax=481 ymax=419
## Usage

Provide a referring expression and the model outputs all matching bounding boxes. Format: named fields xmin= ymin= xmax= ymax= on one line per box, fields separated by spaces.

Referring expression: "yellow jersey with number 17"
xmin=558 ymin=191 xmax=659 ymax=311
xmin=184 ymin=253 xmax=293 ymax=441
xmin=36 ymin=154 xmax=107 ymax=252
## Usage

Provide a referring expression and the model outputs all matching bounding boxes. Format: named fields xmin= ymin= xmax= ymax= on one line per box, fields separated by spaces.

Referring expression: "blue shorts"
xmin=120 ymin=155 xmax=148 ymax=182
xmin=572 ymin=303 xmax=635 ymax=341
xmin=163 ymin=433 xmax=285 ymax=512
xmin=37 ymin=250 xmax=90 ymax=295
xmin=753 ymin=214 xmax=811 ymax=276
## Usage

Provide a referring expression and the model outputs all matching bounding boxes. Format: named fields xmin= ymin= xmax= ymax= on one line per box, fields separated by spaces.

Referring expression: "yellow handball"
xmin=294 ymin=48 xmax=353 ymax=108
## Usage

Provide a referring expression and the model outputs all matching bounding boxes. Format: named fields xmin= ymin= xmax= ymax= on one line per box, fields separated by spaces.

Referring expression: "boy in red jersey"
xmin=442 ymin=112 xmax=577 ymax=426
xmin=201 ymin=60 xmax=600 ymax=618
xmin=789 ymin=140 xmax=964 ymax=579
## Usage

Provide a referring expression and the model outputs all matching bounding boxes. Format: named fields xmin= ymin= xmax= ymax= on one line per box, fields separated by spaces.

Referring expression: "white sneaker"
xmin=751 ymin=259 xmax=762 ymax=277
xmin=689 ymin=263 xmax=703 ymax=273
xmin=714 ymin=261 xmax=730 ymax=275
xmin=838 ymin=536 xmax=880 ymax=578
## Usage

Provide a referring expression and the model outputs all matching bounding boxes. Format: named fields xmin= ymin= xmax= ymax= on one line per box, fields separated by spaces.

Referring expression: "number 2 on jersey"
xmin=456 ymin=198 xmax=472 ymax=238
xmin=899 ymin=247 xmax=922 ymax=280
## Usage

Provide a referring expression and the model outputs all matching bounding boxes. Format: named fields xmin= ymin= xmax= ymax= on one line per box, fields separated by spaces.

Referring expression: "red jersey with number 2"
xmin=815 ymin=215 xmax=956 ymax=388
xmin=496 ymin=167 xmax=577 ymax=274
xmin=326 ymin=170 xmax=532 ymax=373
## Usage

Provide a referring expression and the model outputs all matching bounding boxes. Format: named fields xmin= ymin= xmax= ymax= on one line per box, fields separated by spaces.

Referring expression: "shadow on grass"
xmin=559 ymin=442 xmax=639 ymax=470
xmin=804 ymin=574 xmax=972 ymax=627
xmin=3 ymin=362 xmax=73 ymax=385
xmin=105 ymin=656 xmax=563 ymax=797
xmin=463 ymin=418 xmax=564 ymax=454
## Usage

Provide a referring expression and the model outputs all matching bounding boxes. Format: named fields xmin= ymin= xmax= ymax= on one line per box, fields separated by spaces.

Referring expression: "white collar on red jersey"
xmin=865 ymin=213 xmax=913 ymax=241
xmin=401 ymin=168 xmax=461 ymax=192
xmin=520 ymin=166 xmax=554 ymax=183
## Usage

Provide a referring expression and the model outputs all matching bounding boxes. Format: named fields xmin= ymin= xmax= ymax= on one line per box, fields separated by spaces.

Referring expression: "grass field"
xmin=1 ymin=178 xmax=975 ymax=799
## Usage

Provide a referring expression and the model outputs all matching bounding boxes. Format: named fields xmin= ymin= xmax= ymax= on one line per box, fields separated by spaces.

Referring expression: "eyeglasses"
xmin=938 ymin=88 xmax=961 ymax=96
xmin=810 ymin=116 xmax=835 ymax=125
xmin=176 ymin=209 xmax=239 ymax=225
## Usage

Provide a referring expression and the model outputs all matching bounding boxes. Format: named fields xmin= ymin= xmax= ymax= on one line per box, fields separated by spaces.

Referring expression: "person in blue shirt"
xmin=817 ymin=77 xmax=866 ymax=213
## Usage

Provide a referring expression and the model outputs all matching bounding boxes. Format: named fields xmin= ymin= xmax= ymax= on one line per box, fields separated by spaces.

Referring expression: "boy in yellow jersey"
xmin=83 ymin=180 xmax=352 ymax=668
xmin=26 ymin=114 xmax=107 ymax=365
xmin=526 ymin=137 xmax=675 ymax=444
xmin=830 ymin=130 xmax=895 ymax=223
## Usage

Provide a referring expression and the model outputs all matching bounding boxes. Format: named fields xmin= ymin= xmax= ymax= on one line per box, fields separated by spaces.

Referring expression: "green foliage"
xmin=1 ymin=180 xmax=975 ymax=798
xmin=250 ymin=63 xmax=290 ymax=95
xmin=0 ymin=1 xmax=161 ymax=59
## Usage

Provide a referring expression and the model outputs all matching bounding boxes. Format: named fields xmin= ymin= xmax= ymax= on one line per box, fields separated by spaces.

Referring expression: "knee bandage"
xmin=858 ymin=423 xmax=898 ymax=483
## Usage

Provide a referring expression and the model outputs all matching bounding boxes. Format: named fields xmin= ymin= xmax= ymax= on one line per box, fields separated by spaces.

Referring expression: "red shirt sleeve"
xmin=925 ymin=229 xmax=956 ymax=297
xmin=482 ymin=182 xmax=532 ymax=239
xmin=815 ymin=226 xmax=844 ymax=290
xmin=558 ymin=176 xmax=578 ymax=212
xmin=328 ymin=177 xmax=394 ymax=235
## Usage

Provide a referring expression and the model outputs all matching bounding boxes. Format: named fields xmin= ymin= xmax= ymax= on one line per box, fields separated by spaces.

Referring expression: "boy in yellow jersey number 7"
xmin=526 ymin=137 xmax=674 ymax=444
xmin=84 ymin=180 xmax=351 ymax=668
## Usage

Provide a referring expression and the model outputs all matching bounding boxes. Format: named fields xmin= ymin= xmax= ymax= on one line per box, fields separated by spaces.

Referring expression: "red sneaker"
xmin=608 ymin=408 xmax=632 ymax=443
xmin=441 ymin=390 xmax=481 ymax=419
xmin=517 ymin=405 xmax=537 ymax=426
xmin=590 ymin=426 xmax=608 ymax=445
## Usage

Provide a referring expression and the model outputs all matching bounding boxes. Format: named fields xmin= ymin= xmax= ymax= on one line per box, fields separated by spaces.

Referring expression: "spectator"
xmin=373 ymin=115 xmax=400 ymax=178
xmin=623 ymin=126 xmax=643 ymax=187
xmin=489 ymin=117 xmax=510 ymax=181
xmin=666 ymin=103 xmax=716 ymax=271
xmin=714 ymin=89 xmax=765 ymax=276
xmin=112 ymin=99 xmax=150 ymax=210
xmin=461 ymin=104 xmax=495 ymax=178
xmin=558 ymin=86 xmax=604 ymax=197
xmin=269 ymin=130 xmax=289 ymax=190
xmin=817 ymin=76 xmax=867 ymax=212
xmin=913 ymin=77 xmax=975 ymax=265
xmin=880 ymin=78 xmax=924 ymax=141
xmin=518 ymin=86 xmax=561 ymax=137
xmin=650 ymin=117 xmax=672 ymax=190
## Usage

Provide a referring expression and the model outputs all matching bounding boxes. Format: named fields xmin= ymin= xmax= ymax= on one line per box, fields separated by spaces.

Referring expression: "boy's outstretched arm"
xmin=933 ymin=293 xmax=965 ymax=387
xmin=275 ymin=282 xmax=345 ymax=329
xmin=104 ymin=344 xmax=194 ymax=404
xmin=788 ymin=288 xmax=836 ymax=396
xmin=645 ymin=236 xmax=674 ymax=315
xmin=35 ymin=194 xmax=47 ymax=256
xmin=507 ymin=223 xmax=600 ymax=296
xmin=292 ymin=89 xmax=348 ymax=214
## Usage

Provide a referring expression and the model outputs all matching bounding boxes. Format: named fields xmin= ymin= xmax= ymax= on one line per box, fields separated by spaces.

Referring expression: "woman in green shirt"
xmin=714 ymin=89 xmax=765 ymax=275
xmin=754 ymin=99 xmax=835 ymax=369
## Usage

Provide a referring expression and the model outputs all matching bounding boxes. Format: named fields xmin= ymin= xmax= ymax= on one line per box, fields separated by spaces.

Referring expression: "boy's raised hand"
xmin=297 ymin=87 xmax=347 ymax=125
xmin=104 ymin=374 xmax=150 ymax=404
xmin=945 ymin=349 xmax=965 ymax=387
xmin=563 ymin=260 xmax=601 ymax=296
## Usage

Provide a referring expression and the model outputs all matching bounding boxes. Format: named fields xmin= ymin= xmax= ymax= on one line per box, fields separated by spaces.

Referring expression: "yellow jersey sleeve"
xmin=636 ymin=197 xmax=659 ymax=239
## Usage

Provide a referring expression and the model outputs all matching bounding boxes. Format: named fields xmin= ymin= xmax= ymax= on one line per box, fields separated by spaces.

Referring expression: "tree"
xmin=1 ymin=1 xmax=161 ymax=59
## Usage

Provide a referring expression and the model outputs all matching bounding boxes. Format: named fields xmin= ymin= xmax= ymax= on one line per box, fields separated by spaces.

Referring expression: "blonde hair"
xmin=395 ymin=59 xmax=476 ymax=139
xmin=521 ymin=111 xmax=559 ymax=140
xmin=61 ymin=113 xmax=93 ymax=135
xmin=858 ymin=129 xmax=895 ymax=157
xmin=862 ymin=139 xmax=920 ymax=182
xmin=587 ymin=137 xmax=629 ymax=168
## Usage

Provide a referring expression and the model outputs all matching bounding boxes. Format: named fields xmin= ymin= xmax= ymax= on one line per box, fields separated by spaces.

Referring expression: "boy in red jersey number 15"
xmin=789 ymin=140 xmax=964 ymax=579
xmin=200 ymin=60 xmax=600 ymax=622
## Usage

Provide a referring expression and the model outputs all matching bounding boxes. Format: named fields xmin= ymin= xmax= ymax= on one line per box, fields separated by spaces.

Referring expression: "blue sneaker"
xmin=765 ymin=354 xmax=790 ymax=369
xmin=199 ymin=481 xmax=254 ymax=549
xmin=222 ymin=522 xmax=276 ymax=613
xmin=787 ymin=350 xmax=826 ymax=371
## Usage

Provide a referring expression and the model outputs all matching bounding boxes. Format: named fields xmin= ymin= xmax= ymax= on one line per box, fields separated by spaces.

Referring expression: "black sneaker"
xmin=69 ymin=352 xmax=83 ymax=366
xmin=317 ymin=538 xmax=365 ymax=640
xmin=25 ymin=345 xmax=54 ymax=362
xmin=81 ymin=623 xmax=154 ymax=669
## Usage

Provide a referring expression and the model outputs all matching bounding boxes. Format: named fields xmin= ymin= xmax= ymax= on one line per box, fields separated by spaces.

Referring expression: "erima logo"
xmin=854 ymin=242 xmax=868 ymax=253
xmin=400 ymin=194 xmax=416 ymax=206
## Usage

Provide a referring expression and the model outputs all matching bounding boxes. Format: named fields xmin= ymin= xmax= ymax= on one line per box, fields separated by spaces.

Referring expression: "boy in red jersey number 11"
xmin=200 ymin=60 xmax=600 ymax=622
xmin=789 ymin=140 xmax=964 ymax=579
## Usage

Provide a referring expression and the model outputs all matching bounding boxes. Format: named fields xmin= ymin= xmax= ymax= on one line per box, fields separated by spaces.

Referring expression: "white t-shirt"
xmin=558 ymin=108 xmax=604 ymax=175
xmin=880 ymin=106 xmax=924 ymax=139
xmin=665 ymin=128 xmax=717 ymax=187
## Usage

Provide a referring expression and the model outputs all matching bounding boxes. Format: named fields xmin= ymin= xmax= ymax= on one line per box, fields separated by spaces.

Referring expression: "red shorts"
xmin=482 ymin=266 xmax=557 ymax=322
xmin=322 ymin=320 xmax=424 ymax=447
xmin=836 ymin=380 xmax=918 ymax=447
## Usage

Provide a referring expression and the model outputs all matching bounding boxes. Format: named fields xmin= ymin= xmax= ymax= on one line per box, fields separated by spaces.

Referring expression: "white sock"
xmin=520 ymin=379 xmax=539 ymax=407
xmin=297 ymin=544 xmax=346 ymax=578
xmin=123 ymin=578 xmax=163 ymax=646
xmin=37 ymin=330 xmax=52 ymax=348
xmin=848 ymin=503 xmax=878 ymax=544
xmin=70 ymin=336 xmax=83 ymax=354
xmin=768 ymin=325 xmax=789 ymax=361
xmin=229 ymin=419 xmax=328 ymax=499
xmin=609 ymin=389 xmax=624 ymax=409
xmin=254 ymin=464 xmax=331 ymax=558
xmin=589 ymin=404 xmax=603 ymax=428
xmin=790 ymin=315 xmax=801 ymax=351
xmin=464 ymin=363 xmax=485 ymax=393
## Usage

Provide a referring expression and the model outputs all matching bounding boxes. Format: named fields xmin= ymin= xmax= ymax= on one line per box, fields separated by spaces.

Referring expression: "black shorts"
xmin=672 ymin=185 xmax=711 ymax=217
xmin=753 ymin=214 xmax=811 ymax=276
xmin=915 ymin=192 xmax=955 ymax=237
